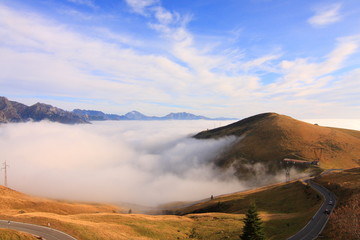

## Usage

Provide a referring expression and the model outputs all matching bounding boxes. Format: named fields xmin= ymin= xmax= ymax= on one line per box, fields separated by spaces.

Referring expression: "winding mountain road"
xmin=0 ymin=220 xmax=77 ymax=240
xmin=287 ymin=180 xmax=336 ymax=240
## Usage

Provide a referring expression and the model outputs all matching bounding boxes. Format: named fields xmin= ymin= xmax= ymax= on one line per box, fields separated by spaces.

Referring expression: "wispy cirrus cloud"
xmin=123 ymin=0 xmax=277 ymax=99
xmin=308 ymin=3 xmax=342 ymax=27
xmin=67 ymin=0 xmax=97 ymax=9
xmin=125 ymin=0 xmax=159 ymax=15
xmin=278 ymin=36 xmax=359 ymax=85
xmin=264 ymin=35 xmax=360 ymax=99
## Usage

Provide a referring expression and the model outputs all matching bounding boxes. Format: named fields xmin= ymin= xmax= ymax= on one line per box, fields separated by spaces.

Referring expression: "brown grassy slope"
xmin=171 ymin=181 xmax=320 ymax=215
xmin=0 ymin=181 xmax=321 ymax=240
xmin=0 ymin=186 xmax=246 ymax=240
xmin=194 ymin=113 xmax=360 ymax=172
xmin=169 ymin=181 xmax=322 ymax=240
xmin=0 ymin=229 xmax=38 ymax=240
xmin=315 ymin=168 xmax=360 ymax=206
xmin=314 ymin=168 xmax=360 ymax=239
xmin=0 ymin=186 xmax=120 ymax=215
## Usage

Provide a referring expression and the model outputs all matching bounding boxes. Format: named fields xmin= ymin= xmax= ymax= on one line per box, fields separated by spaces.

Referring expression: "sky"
xmin=0 ymin=0 xmax=360 ymax=118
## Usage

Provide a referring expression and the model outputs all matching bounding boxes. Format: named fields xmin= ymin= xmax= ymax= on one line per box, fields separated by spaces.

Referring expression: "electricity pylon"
xmin=2 ymin=161 xmax=9 ymax=187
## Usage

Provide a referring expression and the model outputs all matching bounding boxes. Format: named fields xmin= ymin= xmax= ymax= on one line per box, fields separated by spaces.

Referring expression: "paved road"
xmin=287 ymin=180 xmax=336 ymax=240
xmin=0 ymin=220 xmax=77 ymax=240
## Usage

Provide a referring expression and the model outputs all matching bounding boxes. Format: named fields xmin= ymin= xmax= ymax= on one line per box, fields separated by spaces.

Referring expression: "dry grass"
xmin=0 ymin=211 xmax=243 ymax=240
xmin=0 ymin=186 xmax=121 ymax=215
xmin=0 ymin=229 xmax=38 ymax=240
xmin=165 ymin=180 xmax=322 ymax=240
xmin=173 ymin=181 xmax=320 ymax=215
xmin=0 ymin=180 xmax=322 ymax=240
xmin=314 ymin=168 xmax=360 ymax=239
xmin=315 ymin=168 xmax=360 ymax=206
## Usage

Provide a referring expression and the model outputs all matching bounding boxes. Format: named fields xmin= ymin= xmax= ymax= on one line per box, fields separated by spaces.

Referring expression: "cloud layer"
xmin=1 ymin=119 xmax=358 ymax=206
xmin=0 ymin=121 xmax=243 ymax=206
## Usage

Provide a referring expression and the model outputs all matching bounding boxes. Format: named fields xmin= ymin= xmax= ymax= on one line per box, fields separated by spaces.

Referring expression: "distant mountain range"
xmin=73 ymin=109 xmax=237 ymax=121
xmin=0 ymin=96 xmax=237 ymax=124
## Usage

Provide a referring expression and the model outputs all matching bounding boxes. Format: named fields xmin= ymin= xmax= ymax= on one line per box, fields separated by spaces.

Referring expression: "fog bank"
xmin=2 ymin=119 xmax=357 ymax=206
xmin=1 ymin=120 xmax=242 ymax=206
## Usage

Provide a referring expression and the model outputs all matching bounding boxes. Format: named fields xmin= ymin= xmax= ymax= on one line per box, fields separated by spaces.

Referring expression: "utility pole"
xmin=2 ymin=161 xmax=9 ymax=187
xmin=285 ymin=166 xmax=290 ymax=182
xmin=283 ymin=161 xmax=291 ymax=182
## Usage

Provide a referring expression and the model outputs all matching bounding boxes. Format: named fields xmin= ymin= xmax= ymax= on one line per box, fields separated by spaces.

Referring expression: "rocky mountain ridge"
xmin=0 ymin=97 xmax=88 ymax=124
xmin=0 ymin=96 xmax=237 ymax=124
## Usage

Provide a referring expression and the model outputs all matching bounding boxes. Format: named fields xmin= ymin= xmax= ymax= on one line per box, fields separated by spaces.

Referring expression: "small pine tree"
xmin=240 ymin=202 xmax=265 ymax=240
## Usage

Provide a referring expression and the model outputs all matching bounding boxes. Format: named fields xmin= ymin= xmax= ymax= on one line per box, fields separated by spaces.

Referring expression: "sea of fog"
xmin=0 ymin=119 xmax=359 ymax=206
xmin=0 ymin=120 xmax=239 ymax=206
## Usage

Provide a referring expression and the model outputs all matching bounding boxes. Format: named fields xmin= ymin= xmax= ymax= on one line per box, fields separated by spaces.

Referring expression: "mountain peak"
xmin=124 ymin=110 xmax=147 ymax=120
xmin=163 ymin=112 xmax=209 ymax=120
xmin=0 ymin=97 xmax=24 ymax=123
xmin=0 ymin=96 xmax=88 ymax=124
xmin=127 ymin=110 xmax=143 ymax=115
xmin=194 ymin=112 xmax=360 ymax=175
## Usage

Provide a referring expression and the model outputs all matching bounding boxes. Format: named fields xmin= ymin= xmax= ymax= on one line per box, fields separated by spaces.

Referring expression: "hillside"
xmin=194 ymin=113 xmax=360 ymax=176
xmin=166 ymin=180 xmax=322 ymax=239
xmin=314 ymin=168 xmax=360 ymax=239
xmin=0 ymin=181 xmax=321 ymax=240
xmin=0 ymin=186 xmax=120 ymax=215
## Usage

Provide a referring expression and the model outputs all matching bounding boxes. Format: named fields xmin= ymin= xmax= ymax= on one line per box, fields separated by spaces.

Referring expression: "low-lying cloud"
xmin=0 ymin=120 xmax=244 ymax=206
xmin=2 ymin=119 xmax=357 ymax=207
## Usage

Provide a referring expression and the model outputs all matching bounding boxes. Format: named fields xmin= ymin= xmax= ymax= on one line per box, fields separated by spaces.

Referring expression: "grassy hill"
xmin=166 ymin=180 xmax=322 ymax=239
xmin=0 ymin=181 xmax=321 ymax=240
xmin=194 ymin=113 xmax=360 ymax=176
xmin=0 ymin=186 xmax=121 ymax=215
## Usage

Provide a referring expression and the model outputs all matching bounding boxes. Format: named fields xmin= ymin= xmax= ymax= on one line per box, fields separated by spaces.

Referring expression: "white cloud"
xmin=60 ymin=8 xmax=95 ymax=20
xmin=67 ymin=0 xmax=97 ymax=9
xmin=94 ymin=27 xmax=144 ymax=47
xmin=240 ymin=54 xmax=281 ymax=72
xmin=308 ymin=3 xmax=342 ymax=26
xmin=0 ymin=4 xmax=194 ymax=110
xmin=125 ymin=0 xmax=159 ymax=15
xmin=0 ymin=2 xmax=270 ymax=117
xmin=153 ymin=6 xmax=176 ymax=25
xmin=1 ymin=121 xmax=315 ymax=206
xmin=0 ymin=121 xmax=243 ymax=206
xmin=274 ymin=36 xmax=359 ymax=90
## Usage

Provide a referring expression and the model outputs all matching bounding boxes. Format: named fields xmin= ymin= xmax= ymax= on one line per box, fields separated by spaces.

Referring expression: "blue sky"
xmin=0 ymin=0 xmax=360 ymax=118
